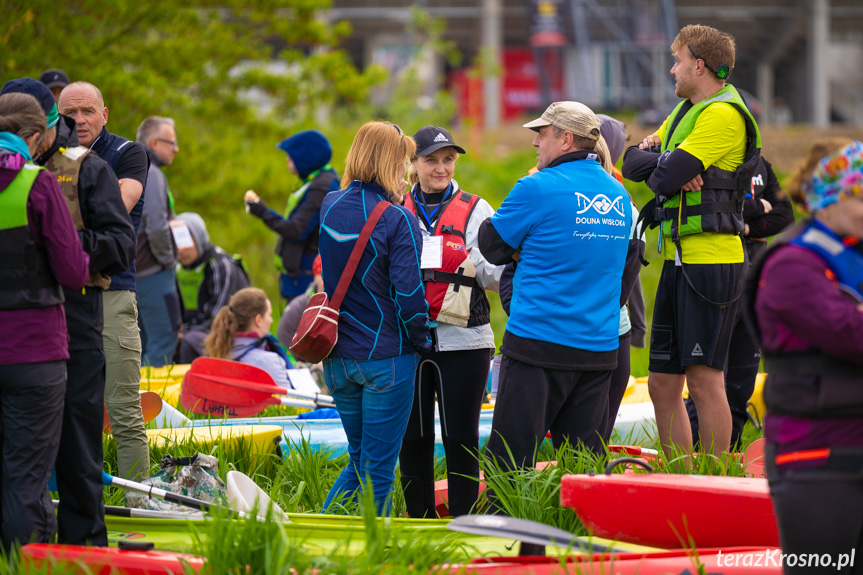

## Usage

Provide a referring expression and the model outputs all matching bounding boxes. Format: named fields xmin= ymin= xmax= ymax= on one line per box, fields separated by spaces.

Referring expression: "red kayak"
xmin=560 ymin=473 xmax=779 ymax=548
xmin=448 ymin=547 xmax=783 ymax=574
xmin=432 ymin=446 xmax=659 ymax=518
xmin=21 ymin=543 xmax=205 ymax=574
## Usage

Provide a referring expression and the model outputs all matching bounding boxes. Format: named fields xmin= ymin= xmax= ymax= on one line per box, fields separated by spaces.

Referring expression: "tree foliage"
xmin=1 ymin=0 xmax=389 ymax=304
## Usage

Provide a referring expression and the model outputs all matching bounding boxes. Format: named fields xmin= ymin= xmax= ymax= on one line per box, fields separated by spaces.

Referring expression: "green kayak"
xmin=105 ymin=508 xmax=655 ymax=558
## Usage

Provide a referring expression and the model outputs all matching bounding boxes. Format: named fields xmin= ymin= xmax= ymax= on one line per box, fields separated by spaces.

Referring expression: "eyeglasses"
xmin=687 ymin=45 xmax=729 ymax=79
xmin=157 ymin=137 xmax=179 ymax=148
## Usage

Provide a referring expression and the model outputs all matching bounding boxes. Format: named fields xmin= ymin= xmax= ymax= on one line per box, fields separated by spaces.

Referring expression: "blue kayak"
xmin=154 ymin=401 xmax=656 ymax=458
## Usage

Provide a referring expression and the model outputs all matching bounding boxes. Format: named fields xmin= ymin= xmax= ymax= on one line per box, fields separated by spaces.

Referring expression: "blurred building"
xmin=327 ymin=0 xmax=863 ymax=126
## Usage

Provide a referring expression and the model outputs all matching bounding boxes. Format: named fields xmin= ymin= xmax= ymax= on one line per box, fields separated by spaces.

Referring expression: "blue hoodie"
xmin=277 ymin=130 xmax=332 ymax=180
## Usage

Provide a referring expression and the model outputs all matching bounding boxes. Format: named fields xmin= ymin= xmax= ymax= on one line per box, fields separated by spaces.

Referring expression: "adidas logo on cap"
xmin=434 ymin=132 xmax=449 ymax=143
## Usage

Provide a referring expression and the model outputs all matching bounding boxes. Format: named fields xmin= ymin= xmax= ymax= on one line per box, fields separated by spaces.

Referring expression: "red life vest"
xmin=404 ymin=186 xmax=489 ymax=327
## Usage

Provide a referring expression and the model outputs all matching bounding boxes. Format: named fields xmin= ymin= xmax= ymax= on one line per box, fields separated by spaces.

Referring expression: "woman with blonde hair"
xmin=318 ymin=121 xmax=431 ymax=515
xmin=745 ymin=138 xmax=863 ymax=572
xmin=398 ymin=126 xmax=502 ymax=518
xmin=204 ymin=287 xmax=294 ymax=389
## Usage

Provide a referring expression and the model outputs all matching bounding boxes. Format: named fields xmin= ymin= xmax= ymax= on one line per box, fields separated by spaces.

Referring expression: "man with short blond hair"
xmin=622 ymin=24 xmax=761 ymax=457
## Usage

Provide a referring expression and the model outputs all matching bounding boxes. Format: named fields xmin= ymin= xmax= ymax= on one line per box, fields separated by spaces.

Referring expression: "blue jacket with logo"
xmin=488 ymin=154 xmax=631 ymax=352
xmin=319 ymin=181 xmax=432 ymax=360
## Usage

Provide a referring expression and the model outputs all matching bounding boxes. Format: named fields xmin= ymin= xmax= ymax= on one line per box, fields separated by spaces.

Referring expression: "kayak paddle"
xmin=225 ymin=469 xmax=290 ymax=521
xmin=448 ymin=515 xmax=628 ymax=555
xmin=101 ymin=471 xmax=257 ymax=520
xmin=180 ymin=384 xmax=323 ymax=417
xmin=103 ymin=390 xmax=163 ymax=434
xmin=181 ymin=358 xmax=335 ymax=417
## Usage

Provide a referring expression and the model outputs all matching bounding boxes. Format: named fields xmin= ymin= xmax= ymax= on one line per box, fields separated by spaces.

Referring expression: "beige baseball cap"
xmin=523 ymin=101 xmax=602 ymax=140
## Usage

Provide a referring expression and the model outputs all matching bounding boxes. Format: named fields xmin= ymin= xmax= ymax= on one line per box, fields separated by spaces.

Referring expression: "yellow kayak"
xmin=145 ymin=424 xmax=282 ymax=459
xmin=141 ymin=364 xmax=191 ymax=383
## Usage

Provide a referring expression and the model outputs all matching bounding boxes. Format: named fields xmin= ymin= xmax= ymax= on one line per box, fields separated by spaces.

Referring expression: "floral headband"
xmin=805 ymin=140 xmax=863 ymax=212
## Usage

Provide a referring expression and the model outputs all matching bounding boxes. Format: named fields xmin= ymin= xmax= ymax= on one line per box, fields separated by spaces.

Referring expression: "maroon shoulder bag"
xmin=289 ymin=201 xmax=389 ymax=363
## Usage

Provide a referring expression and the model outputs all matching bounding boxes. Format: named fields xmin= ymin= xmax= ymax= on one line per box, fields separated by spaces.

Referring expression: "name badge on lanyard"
xmin=421 ymin=235 xmax=443 ymax=269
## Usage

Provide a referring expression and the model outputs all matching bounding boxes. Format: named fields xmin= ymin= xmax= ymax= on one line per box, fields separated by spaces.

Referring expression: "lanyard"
xmin=414 ymin=182 xmax=452 ymax=229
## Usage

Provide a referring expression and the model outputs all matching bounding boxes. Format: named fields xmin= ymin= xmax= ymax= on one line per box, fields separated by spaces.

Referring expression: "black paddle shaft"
xmin=447 ymin=514 xmax=626 ymax=554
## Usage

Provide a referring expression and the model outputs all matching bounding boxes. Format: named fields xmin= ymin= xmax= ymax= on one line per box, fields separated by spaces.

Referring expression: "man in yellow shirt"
xmin=622 ymin=24 xmax=761 ymax=456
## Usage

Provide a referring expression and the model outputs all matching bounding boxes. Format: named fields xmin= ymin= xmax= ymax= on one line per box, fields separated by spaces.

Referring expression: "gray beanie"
xmin=597 ymin=114 xmax=627 ymax=166
xmin=175 ymin=212 xmax=212 ymax=260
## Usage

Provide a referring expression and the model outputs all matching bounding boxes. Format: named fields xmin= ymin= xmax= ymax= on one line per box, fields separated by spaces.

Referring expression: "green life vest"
xmin=276 ymin=164 xmax=331 ymax=273
xmin=0 ymin=164 xmax=39 ymax=230
xmin=0 ymin=164 xmax=66 ymax=310
xmin=657 ymin=84 xmax=762 ymax=241
xmin=176 ymin=250 xmax=249 ymax=312
xmin=176 ymin=258 xmax=209 ymax=312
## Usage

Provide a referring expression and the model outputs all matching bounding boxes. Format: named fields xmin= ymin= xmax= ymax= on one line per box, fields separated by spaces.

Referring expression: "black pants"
xmin=604 ymin=331 xmax=631 ymax=443
xmin=0 ymin=361 xmax=65 ymax=552
xmin=686 ymin=301 xmax=760 ymax=449
xmin=766 ymin=442 xmax=863 ymax=574
xmin=56 ymin=348 xmax=108 ymax=545
xmin=487 ymin=355 xmax=611 ymax=470
xmin=399 ymin=348 xmax=490 ymax=518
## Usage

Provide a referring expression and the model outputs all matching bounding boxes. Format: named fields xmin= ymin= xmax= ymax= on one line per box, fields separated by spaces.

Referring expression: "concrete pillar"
xmin=482 ymin=0 xmax=502 ymax=129
xmin=811 ymin=0 xmax=830 ymax=127
xmin=756 ymin=62 xmax=773 ymax=126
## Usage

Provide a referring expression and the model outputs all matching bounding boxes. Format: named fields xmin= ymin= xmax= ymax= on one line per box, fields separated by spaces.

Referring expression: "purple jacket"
xmin=0 ymin=161 xmax=90 ymax=365
xmin=756 ymin=243 xmax=863 ymax=455
xmin=755 ymin=244 xmax=863 ymax=362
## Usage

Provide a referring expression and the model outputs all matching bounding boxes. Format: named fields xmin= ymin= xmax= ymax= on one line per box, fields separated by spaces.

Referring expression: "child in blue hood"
xmin=244 ymin=129 xmax=340 ymax=301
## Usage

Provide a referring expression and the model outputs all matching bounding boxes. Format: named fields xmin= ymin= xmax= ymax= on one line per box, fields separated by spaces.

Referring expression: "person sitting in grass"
xmin=203 ymin=287 xmax=295 ymax=389
xmin=174 ymin=212 xmax=250 ymax=363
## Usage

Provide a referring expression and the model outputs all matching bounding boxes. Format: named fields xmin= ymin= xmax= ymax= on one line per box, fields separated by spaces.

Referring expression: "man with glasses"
xmin=622 ymin=25 xmax=761 ymax=458
xmin=136 ymin=116 xmax=181 ymax=372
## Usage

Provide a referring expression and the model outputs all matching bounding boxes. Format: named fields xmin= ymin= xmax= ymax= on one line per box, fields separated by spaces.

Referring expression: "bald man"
xmin=57 ymin=81 xmax=150 ymax=543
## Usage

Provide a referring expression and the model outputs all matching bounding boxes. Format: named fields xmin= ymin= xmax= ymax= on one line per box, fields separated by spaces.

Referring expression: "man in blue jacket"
xmin=478 ymin=101 xmax=631 ymax=472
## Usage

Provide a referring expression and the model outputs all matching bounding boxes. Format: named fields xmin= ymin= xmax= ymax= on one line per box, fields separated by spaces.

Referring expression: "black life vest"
xmin=743 ymin=219 xmax=863 ymax=417
xmin=0 ymin=165 xmax=65 ymax=310
xmin=404 ymin=184 xmax=490 ymax=328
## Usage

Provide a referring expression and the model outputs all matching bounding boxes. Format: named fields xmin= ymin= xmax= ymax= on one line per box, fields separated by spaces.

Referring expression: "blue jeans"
xmin=137 ymin=268 xmax=181 ymax=367
xmin=322 ymin=353 xmax=419 ymax=515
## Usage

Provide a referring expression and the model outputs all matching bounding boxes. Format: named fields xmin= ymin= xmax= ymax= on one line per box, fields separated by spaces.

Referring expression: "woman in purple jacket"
xmin=746 ymin=139 xmax=863 ymax=574
xmin=0 ymin=93 xmax=89 ymax=551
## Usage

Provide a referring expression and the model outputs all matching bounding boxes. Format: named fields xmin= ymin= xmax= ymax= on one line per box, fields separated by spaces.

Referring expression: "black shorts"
xmin=649 ymin=260 xmax=744 ymax=373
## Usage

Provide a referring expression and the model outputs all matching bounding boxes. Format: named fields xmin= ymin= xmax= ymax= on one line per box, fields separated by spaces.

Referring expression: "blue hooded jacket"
xmin=277 ymin=130 xmax=332 ymax=180
xmin=250 ymin=130 xmax=339 ymax=281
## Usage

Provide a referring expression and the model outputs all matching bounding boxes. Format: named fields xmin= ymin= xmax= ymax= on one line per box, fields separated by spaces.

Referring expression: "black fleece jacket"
xmin=37 ymin=114 xmax=136 ymax=350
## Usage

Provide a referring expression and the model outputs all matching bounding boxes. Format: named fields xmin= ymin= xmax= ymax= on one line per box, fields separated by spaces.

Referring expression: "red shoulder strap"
xmin=330 ymin=201 xmax=389 ymax=310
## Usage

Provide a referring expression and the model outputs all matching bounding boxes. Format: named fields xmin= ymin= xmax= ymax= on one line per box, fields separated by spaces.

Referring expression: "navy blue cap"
xmin=0 ymin=77 xmax=59 ymax=128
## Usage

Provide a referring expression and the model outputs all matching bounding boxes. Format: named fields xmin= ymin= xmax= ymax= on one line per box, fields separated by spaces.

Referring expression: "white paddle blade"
xmin=226 ymin=470 xmax=290 ymax=522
